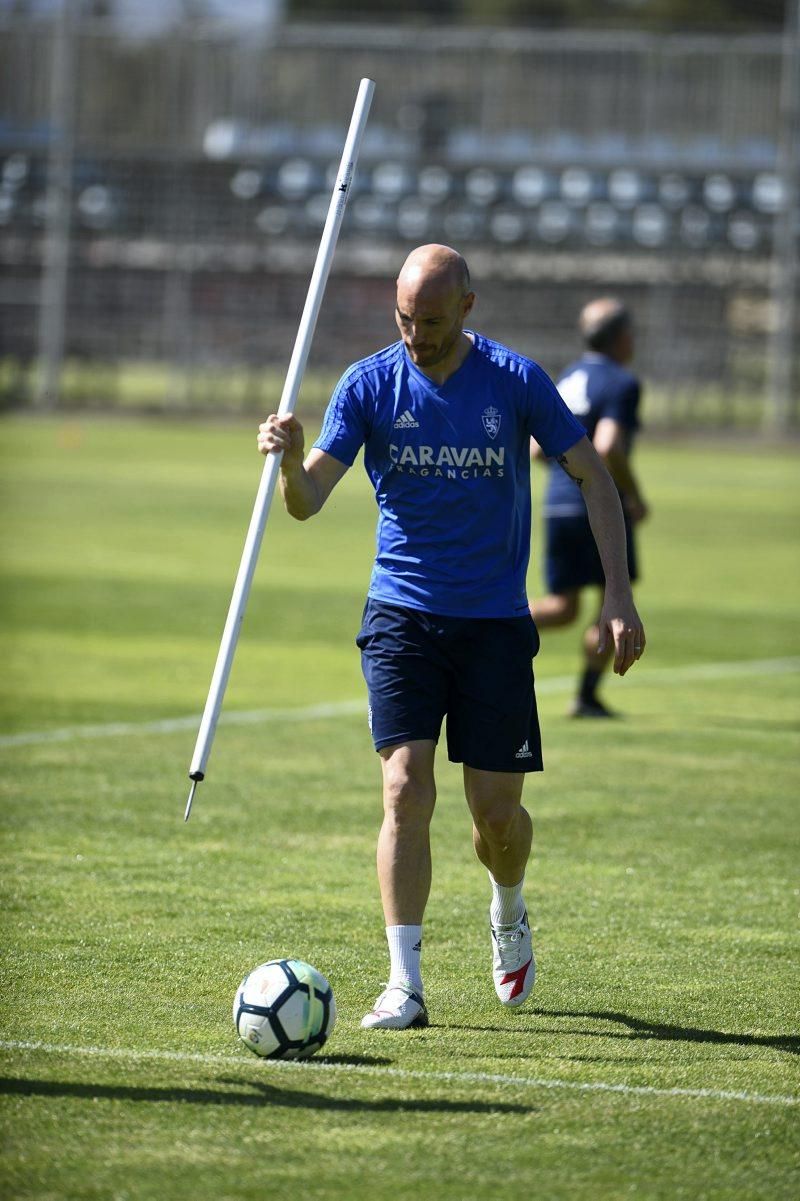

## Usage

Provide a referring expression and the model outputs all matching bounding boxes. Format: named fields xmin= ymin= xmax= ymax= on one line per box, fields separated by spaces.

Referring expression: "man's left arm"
xmin=593 ymin=417 xmax=649 ymax=524
xmin=555 ymin=435 xmax=646 ymax=676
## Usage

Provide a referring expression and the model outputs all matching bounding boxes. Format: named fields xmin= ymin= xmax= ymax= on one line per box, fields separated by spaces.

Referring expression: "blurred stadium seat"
xmin=276 ymin=158 xmax=323 ymax=201
xmin=680 ymin=205 xmax=714 ymax=248
xmin=752 ymin=172 xmax=785 ymax=213
xmin=520 ymin=167 xmax=558 ymax=208
xmin=464 ymin=167 xmax=502 ymax=206
xmin=727 ymin=210 xmax=761 ymax=252
xmin=397 ymin=198 xmax=433 ymax=240
xmin=255 ymin=204 xmax=290 ymax=236
xmin=489 ymin=207 xmax=527 ymax=244
xmin=658 ymin=172 xmax=692 ymax=209
xmin=230 ymin=168 xmax=264 ymax=201
xmin=371 ymin=162 xmax=416 ymax=201
xmin=537 ymin=201 xmax=574 ymax=244
xmin=442 ymin=206 xmax=487 ymax=242
xmin=703 ymin=173 xmax=737 ymax=212
xmin=584 ymin=202 xmax=619 ymax=246
xmin=632 ymin=204 xmax=670 ymax=248
xmin=559 ymin=167 xmax=600 ymax=207
xmin=417 ymin=165 xmax=452 ymax=203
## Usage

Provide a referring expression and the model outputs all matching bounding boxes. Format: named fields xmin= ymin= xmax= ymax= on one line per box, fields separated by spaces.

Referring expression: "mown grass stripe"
xmin=1 ymin=1039 xmax=797 ymax=1108
xmin=1 ymin=656 xmax=798 ymax=750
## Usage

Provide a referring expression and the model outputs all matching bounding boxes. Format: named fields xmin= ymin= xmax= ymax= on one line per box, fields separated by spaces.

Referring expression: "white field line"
xmin=0 ymin=700 xmax=367 ymax=749
xmin=0 ymin=1039 xmax=797 ymax=1109
xmin=1 ymin=656 xmax=798 ymax=751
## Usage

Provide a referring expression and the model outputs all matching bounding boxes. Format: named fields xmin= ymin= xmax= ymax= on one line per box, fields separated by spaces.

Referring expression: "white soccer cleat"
xmin=360 ymin=984 xmax=429 ymax=1030
xmin=491 ymin=911 xmax=535 ymax=1007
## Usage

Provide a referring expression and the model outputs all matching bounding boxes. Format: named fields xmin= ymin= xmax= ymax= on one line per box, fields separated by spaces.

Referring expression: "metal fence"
xmin=0 ymin=12 xmax=797 ymax=427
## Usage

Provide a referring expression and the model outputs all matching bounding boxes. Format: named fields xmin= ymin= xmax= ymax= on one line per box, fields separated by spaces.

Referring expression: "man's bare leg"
xmin=463 ymin=768 xmax=533 ymax=1004
xmin=362 ymin=739 xmax=436 ymax=1029
xmin=464 ymin=766 xmax=535 ymax=1007
xmin=574 ymin=598 xmax=617 ymax=716
xmin=530 ymin=590 xmax=579 ymax=629
xmin=532 ymin=590 xmax=617 ymax=715
xmin=377 ymin=739 xmax=437 ymax=924
xmin=465 ymin=767 xmax=531 ymax=886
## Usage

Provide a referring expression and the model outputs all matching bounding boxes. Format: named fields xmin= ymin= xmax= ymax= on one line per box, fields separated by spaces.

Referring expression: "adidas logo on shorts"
xmin=393 ymin=409 xmax=419 ymax=429
xmin=515 ymin=740 xmax=533 ymax=759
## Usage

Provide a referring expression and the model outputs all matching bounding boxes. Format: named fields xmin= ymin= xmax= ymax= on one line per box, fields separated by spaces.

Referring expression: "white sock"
xmin=489 ymin=873 xmax=526 ymax=928
xmin=385 ymin=924 xmax=423 ymax=994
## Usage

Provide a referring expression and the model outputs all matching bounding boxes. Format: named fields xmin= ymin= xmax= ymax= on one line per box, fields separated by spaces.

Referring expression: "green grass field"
xmin=1 ymin=415 xmax=799 ymax=1200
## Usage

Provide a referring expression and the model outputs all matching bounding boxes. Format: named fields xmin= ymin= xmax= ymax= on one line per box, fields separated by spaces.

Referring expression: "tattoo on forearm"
xmin=557 ymin=454 xmax=584 ymax=489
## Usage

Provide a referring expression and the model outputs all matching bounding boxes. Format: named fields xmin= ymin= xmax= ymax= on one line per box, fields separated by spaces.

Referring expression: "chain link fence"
xmin=0 ymin=13 xmax=797 ymax=427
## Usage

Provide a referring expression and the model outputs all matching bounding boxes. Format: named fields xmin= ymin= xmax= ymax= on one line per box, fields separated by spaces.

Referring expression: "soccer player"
xmin=531 ymin=298 xmax=648 ymax=718
xmin=257 ymin=246 xmax=645 ymax=1030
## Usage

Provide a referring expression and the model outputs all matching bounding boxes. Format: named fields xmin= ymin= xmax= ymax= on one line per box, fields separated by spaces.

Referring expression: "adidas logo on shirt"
xmin=515 ymin=740 xmax=533 ymax=759
xmin=393 ymin=409 xmax=419 ymax=429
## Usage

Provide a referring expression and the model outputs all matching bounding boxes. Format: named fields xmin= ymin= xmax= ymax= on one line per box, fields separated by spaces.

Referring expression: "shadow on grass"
xmin=0 ymin=1075 xmax=536 ymax=1114
xmin=443 ymin=1011 xmax=799 ymax=1056
xmin=536 ymin=1009 xmax=800 ymax=1055
xmin=314 ymin=1053 xmax=393 ymax=1067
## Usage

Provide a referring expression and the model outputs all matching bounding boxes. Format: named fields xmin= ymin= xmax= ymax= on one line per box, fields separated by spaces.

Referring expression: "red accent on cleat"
xmin=500 ymin=960 xmax=532 ymax=1000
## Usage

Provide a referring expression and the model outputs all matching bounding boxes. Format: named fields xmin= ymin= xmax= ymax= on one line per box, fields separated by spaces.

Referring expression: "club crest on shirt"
xmin=482 ymin=406 xmax=501 ymax=439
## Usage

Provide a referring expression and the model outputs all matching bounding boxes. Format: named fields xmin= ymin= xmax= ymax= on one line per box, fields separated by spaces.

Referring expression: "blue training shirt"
xmin=313 ymin=331 xmax=585 ymax=618
xmin=545 ymin=353 xmax=641 ymax=518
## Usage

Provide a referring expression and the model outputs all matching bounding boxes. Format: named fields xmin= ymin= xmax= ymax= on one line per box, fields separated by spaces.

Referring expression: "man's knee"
xmin=532 ymin=591 xmax=579 ymax=627
xmin=381 ymin=745 xmax=436 ymax=827
xmin=465 ymin=770 xmax=525 ymax=843
xmin=472 ymin=800 xmax=522 ymax=845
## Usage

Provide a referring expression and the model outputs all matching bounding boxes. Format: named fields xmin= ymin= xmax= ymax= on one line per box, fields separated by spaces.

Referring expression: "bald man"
xmin=531 ymin=298 xmax=649 ymax=717
xmin=258 ymin=248 xmax=645 ymax=1029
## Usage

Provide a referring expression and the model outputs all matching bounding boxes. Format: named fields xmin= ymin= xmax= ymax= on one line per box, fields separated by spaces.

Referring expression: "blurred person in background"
xmin=530 ymin=298 xmax=649 ymax=718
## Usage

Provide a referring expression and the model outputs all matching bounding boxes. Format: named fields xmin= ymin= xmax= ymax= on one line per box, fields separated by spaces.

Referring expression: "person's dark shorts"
xmin=545 ymin=513 xmax=638 ymax=594
xmin=356 ymin=599 xmax=543 ymax=773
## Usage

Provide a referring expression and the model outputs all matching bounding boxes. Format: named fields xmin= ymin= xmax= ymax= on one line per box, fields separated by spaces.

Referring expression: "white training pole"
xmin=184 ymin=78 xmax=375 ymax=821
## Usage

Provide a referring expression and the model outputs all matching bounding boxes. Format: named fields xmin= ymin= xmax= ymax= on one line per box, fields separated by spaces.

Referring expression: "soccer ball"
xmin=233 ymin=959 xmax=336 ymax=1060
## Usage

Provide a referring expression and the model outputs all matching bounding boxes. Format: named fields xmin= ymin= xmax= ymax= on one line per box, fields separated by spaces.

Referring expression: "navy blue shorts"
xmin=545 ymin=514 xmax=638 ymax=594
xmin=356 ymin=599 xmax=543 ymax=773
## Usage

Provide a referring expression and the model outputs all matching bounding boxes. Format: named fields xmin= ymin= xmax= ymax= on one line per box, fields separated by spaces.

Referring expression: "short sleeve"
xmin=313 ymin=372 xmax=370 ymax=467
xmin=603 ymin=378 xmax=641 ymax=431
xmin=525 ymin=361 xmax=586 ymax=458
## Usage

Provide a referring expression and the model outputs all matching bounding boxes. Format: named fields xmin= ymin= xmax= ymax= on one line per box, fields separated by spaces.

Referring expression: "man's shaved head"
xmin=397 ymin=244 xmax=471 ymax=299
xmin=579 ymin=298 xmax=631 ymax=355
xmin=394 ymin=244 xmax=475 ymax=380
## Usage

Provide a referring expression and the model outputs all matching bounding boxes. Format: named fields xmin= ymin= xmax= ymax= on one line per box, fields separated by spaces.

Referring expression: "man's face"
xmin=394 ymin=280 xmax=474 ymax=371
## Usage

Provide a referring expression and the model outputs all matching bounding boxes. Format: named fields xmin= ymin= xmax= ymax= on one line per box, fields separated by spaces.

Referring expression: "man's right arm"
xmin=257 ymin=414 xmax=348 ymax=520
